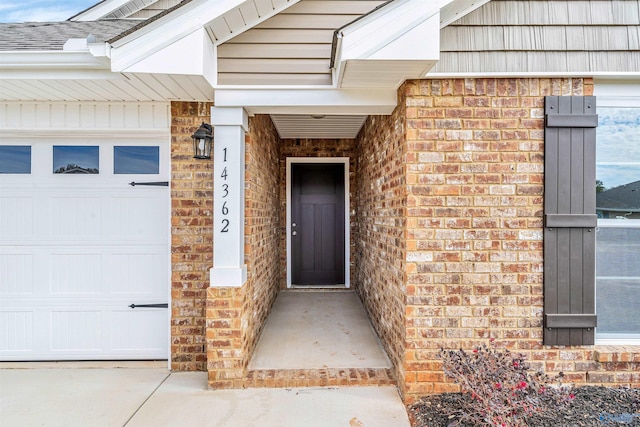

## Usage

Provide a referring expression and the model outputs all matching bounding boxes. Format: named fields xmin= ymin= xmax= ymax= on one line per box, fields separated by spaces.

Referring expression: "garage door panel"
xmin=111 ymin=310 xmax=167 ymax=353
xmin=0 ymin=253 xmax=33 ymax=295
xmin=0 ymin=311 xmax=34 ymax=352
xmin=51 ymin=311 xmax=102 ymax=351
xmin=50 ymin=252 xmax=102 ymax=294
xmin=107 ymin=195 xmax=168 ymax=240
xmin=0 ymin=139 xmax=170 ymax=361
xmin=50 ymin=196 xmax=102 ymax=239
xmin=0 ymin=196 xmax=33 ymax=240
xmin=110 ymin=251 xmax=166 ymax=295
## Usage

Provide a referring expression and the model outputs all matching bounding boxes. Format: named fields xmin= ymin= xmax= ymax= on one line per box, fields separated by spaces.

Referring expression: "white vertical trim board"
xmin=285 ymin=157 xmax=350 ymax=288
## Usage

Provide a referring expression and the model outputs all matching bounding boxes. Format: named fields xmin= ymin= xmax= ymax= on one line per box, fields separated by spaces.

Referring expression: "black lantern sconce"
xmin=192 ymin=122 xmax=213 ymax=159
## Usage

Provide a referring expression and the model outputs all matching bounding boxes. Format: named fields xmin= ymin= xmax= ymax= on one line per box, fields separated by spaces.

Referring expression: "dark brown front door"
xmin=291 ymin=163 xmax=345 ymax=285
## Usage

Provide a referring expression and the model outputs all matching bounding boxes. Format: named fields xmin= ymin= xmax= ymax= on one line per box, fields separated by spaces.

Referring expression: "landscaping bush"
xmin=438 ymin=339 xmax=575 ymax=427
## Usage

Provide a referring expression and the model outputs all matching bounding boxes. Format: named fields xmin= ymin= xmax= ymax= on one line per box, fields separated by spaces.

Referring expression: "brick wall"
xmin=170 ymin=101 xmax=213 ymax=371
xmin=279 ymin=138 xmax=357 ymax=287
xmin=243 ymin=114 xmax=281 ymax=360
xmin=401 ymin=78 xmax=639 ymax=403
xmin=207 ymin=114 xmax=282 ymax=387
xmin=354 ymin=87 xmax=408 ymax=396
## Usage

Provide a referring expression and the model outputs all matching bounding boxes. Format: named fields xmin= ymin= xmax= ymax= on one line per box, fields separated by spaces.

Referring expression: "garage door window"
xmin=0 ymin=146 xmax=31 ymax=174
xmin=53 ymin=146 xmax=99 ymax=174
xmin=114 ymin=146 xmax=159 ymax=174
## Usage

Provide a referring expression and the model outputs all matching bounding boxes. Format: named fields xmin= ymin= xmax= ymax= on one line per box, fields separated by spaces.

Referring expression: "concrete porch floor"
xmin=248 ymin=290 xmax=392 ymax=370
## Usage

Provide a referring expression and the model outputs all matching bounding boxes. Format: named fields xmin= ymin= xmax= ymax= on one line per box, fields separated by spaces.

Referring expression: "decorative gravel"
xmin=408 ymin=386 xmax=640 ymax=427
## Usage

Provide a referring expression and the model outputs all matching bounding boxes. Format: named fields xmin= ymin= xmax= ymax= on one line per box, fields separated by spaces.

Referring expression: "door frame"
xmin=286 ymin=157 xmax=350 ymax=288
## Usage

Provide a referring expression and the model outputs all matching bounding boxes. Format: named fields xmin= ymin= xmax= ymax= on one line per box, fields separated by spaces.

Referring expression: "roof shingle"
xmin=0 ymin=20 xmax=143 ymax=51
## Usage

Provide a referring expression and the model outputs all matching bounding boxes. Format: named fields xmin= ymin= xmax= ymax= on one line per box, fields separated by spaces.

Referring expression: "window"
xmin=596 ymin=106 xmax=640 ymax=343
xmin=53 ymin=146 xmax=99 ymax=174
xmin=114 ymin=146 xmax=159 ymax=174
xmin=0 ymin=146 xmax=31 ymax=174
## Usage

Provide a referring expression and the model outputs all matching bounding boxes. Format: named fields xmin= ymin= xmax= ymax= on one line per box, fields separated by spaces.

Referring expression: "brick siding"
xmin=207 ymin=114 xmax=281 ymax=387
xmin=172 ymin=85 xmax=639 ymax=401
xmin=170 ymin=101 xmax=213 ymax=371
xmin=354 ymin=89 xmax=409 ymax=396
xmin=400 ymin=78 xmax=639 ymax=402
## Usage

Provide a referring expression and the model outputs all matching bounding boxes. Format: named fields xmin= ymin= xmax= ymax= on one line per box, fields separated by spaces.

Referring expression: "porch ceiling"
xmin=270 ymin=114 xmax=366 ymax=138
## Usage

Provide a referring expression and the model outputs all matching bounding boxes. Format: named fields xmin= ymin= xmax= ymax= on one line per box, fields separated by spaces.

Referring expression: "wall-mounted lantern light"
xmin=192 ymin=122 xmax=213 ymax=159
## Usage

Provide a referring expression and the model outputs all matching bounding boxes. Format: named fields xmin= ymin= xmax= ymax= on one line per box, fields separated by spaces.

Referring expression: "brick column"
xmin=206 ymin=287 xmax=245 ymax=388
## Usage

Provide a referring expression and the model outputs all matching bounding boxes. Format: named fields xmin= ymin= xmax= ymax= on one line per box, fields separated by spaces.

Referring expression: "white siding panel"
xmin=0 ymin=102 xmax=171 ymax=131
xmin=453 ymin=1 xmax=640 ymax=26
xmin=218 ymin=43 xmax=332 ymax=58
xmin=443 ymin=25 xmax=635 ymax=52
xmin=230 ymin=28 xmax=334 ymax=43
xmin=217 ymin=73 xmax=332 ymax=85
xmin=630 ymin=27 xmax=640 ymax=50
xmin=218 ymin=58 xmax=330 ymax=73
xmin=285 ymin=0 xmax=385 ymax=14
xmin=255 ymin=14 xmax=359 ymax=29
xmin=433 ymin=51 xmax=640 ymax=74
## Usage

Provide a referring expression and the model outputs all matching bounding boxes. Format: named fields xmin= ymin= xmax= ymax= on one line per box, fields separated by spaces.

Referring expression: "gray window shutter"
xmin=544 ymin=96 xmax=598 ymax=346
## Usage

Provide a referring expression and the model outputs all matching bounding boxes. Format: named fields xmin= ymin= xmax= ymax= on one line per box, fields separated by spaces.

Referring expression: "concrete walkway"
xmin=0 ymin=366 xmax=411 ymax=427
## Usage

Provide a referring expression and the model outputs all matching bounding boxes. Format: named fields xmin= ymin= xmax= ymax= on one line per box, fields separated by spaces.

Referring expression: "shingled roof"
xmin=0 ymin=20 xmax=143 ymax=51
xmin=597 ymin=180 xmax=640 ymax=212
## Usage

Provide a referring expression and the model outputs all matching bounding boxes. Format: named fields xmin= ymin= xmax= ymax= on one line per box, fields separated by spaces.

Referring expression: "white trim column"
xmin=210 ymin=106 xmax=248 ymax=287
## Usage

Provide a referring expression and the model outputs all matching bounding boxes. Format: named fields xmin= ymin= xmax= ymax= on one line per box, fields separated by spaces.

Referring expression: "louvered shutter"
xmin=543 ymin=96 xmax=598 ymax=346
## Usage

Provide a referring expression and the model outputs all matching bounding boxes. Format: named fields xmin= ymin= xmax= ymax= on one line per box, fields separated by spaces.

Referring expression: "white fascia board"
xmin=70 ymin=0 xmax=134 ymax=21
xmin=214 ymin=88 xmax=398 ymax=115
xmin=120 ymin=27 xmax=215 ymax=82
xmin=338 ymin=0 xmax=451 ymax=62
xmin=439 ymin=0 xmax=491 ymax=28
xmin=367 ymin=12 xmax=440 ymax=61
xmin=0 ymin=51 xmax=111 ymax=71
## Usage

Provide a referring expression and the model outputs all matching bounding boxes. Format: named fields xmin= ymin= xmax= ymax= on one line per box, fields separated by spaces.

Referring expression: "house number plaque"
xmin=220 ymin=147 xmax=230 ymax=233
xmin=210 ymin=107 xmax=248 ymax=287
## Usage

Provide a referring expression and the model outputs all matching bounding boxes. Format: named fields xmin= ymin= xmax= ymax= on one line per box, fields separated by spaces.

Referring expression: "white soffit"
xmin=270 ymin=114 xmax=367 ymax=138
xmin=334 ymin=0 xmax=449 ymax=89
xmin=215 ymin=88 xmax=398 ymax=115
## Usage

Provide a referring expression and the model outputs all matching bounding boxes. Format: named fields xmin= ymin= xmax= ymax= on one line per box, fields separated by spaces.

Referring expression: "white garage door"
xmin=0 ymin=141 xmax=169 ymax=360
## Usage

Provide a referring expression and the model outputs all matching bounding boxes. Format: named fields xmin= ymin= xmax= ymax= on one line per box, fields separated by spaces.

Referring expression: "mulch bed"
xmin=408 ymin=386 xmax=640 ymax=426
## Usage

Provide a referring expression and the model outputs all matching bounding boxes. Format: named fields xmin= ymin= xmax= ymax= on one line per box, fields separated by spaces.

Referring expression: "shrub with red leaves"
xmin=439 ymin=341 xmax=575 ymax=427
